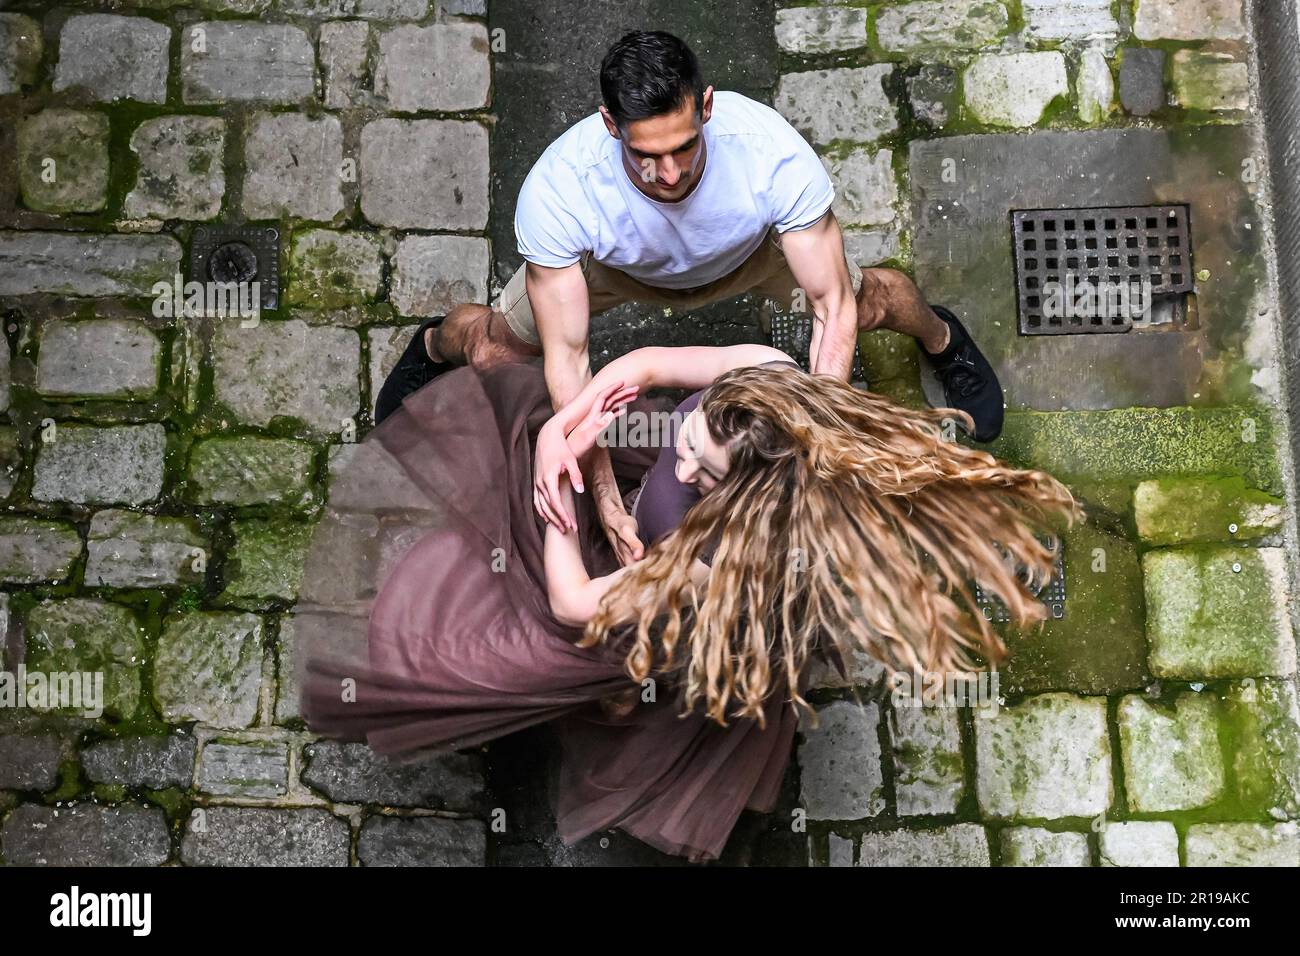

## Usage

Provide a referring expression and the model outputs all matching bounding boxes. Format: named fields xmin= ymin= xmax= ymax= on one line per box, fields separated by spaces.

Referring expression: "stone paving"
xmin=0 ymin=0 xmax=1298 ymax=867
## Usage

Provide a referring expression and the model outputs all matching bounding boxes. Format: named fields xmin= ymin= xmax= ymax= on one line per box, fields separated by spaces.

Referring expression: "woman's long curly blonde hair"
xmin=580 ymin=364 xmax=1083 ymax=728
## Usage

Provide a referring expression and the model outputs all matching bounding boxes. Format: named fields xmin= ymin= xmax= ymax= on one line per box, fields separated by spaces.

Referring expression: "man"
xmin=377 ymin=30 xmax=1003 ymax=565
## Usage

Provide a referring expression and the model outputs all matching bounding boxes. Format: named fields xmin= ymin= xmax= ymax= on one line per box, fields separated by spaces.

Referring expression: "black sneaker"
xmin=921 ymin=305 xmax=1004 ymax=442
xmin=374 ymin=316 xmax=454 ymax=425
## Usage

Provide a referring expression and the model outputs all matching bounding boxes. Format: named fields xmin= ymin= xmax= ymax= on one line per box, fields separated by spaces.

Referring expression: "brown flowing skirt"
xmin=298 ymin=361 xmax=800 ymax=862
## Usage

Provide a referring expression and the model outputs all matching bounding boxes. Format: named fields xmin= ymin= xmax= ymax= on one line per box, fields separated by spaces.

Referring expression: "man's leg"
xmin=853 ymin=268 xmax=1004 ymax=442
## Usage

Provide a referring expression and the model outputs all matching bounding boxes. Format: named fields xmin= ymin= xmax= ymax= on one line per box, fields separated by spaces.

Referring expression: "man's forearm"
xmin=809 ymin=292 xmax=857 ymax=380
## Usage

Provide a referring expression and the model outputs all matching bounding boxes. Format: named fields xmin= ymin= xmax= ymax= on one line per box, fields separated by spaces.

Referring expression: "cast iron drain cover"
xmin=190 ymin=225 xmax=281 ymax=311
xmin=769 ymin=311 xmax=865 ymax=381
xmin=974 ymin=536 xmax=1066 ymax=623
xmin=1011 ymin=204 xmax=1192 ymax=334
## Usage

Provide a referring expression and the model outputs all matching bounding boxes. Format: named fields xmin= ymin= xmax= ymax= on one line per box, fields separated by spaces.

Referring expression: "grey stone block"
xmin=182 ymin=22 xmax=315 ymax=105
xmin=82 ymin=733 xmax=197 ymax=789
xmin=0 ymin=735 xmax=64 ymax=791
xmin=124 ymin=115 xmax=227 ymax=221
xmin=302 ymin=741 xmax=487 ymax=810
xmin=181 ymin=807 xmax=349 ymax=866
xmin=197 ymin=740 xmax=290 ymax=797
xmin=357 ymin=815 xmax=487 ymax=865
xmin=54 ymin=14 xmax=169 ymax=104
xmin=36 ymin=319 xmax=161 ymax=399
xmin=32 ymin=424 xmax=166 ymax=506
xmin=16 ymin=109 xmax=110 ymax=213
xmin=360 ymin=118 xmax=490 ymax=230
xmin=242 ymin=113 xmax=344 ymax=222
xmin=0 ymin=518 xmax=82 ymax=585
xmin=212 ymin=320 xmax=360 ymax=435
xmin=798 ymin=700 xmax=885 ymax=820
xmin=1 ymin=803 xmax=171 ymax=866
xmin=374 ymin=23 xmax=491 ymax=112
xmin=0 ymin=232 xmax=181 ymax=298
xmin=85 ymin=510 xmax=207 ymax=589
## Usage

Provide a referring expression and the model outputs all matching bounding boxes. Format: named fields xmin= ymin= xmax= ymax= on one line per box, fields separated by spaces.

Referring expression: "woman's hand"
xmin=534 ymin=381 xmax=637 ymax=532
xmin=565 ymin=381 xmax=639 ymax=461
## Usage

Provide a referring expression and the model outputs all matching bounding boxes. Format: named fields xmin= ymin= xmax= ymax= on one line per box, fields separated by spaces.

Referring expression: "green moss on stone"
xmin=1144 ymin=546 xmax=1296 ymax=680
xmin=1134 ymin=476 xmax=1284 ymax=546
xmin=1002 ymin=521 xmax=1150 ymax=695
xmin=987 ymin=405 xmax=1283 ymax=496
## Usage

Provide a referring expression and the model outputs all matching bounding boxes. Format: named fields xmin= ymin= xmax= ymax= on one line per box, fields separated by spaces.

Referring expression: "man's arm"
xmin=527 ymin=261 xmax=642 ymax=562
xmin=777 ymin=210 xmax=858 ymax=381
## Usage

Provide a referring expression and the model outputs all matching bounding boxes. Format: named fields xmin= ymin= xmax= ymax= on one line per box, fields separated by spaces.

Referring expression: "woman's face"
xmin=675 ymin=407 xmax=730 ymax=493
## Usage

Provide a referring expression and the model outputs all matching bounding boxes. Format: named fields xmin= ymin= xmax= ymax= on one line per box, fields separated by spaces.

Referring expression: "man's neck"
xmin=621 ymin=132 xmax=708 ymax=204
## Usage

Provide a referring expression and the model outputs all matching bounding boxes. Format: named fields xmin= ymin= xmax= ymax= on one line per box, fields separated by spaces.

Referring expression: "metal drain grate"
xmin=1012 ymin=205 xmax=1192 ymax=335
xmin=190 ymin=225 xmax=281 ymax=311
xmin=769 ymin=311 xmax=865 ymax=381
xmin=975 ymin=536 xmax=1067 ymax=622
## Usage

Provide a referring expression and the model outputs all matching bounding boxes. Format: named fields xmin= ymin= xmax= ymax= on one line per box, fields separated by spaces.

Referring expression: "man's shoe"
xmin=921 ymin=305 xmax=1004 ymax=442
xmin=374 ymin=316 xmax=454 ymax=425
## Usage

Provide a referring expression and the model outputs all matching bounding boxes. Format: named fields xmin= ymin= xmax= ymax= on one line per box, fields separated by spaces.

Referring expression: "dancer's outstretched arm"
xmin=535 ymin=344 xmax=792 ymax=532
xmin=544 ymin=475 xmax=710 ymax=627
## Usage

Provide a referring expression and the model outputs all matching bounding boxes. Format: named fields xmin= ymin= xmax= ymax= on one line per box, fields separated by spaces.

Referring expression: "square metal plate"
xmin=189 ymin=225 xmax=281 ymax=311
xmin=975 ymin=537 xmax=1067 ymax=623
xmin=768 ymin=311 xmax=865 ymax=381
xmin=1012 ymin=204 xmax=1192 ymax=334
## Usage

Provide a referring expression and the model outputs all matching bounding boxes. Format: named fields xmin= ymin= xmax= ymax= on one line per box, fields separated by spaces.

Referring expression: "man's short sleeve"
xmin=514 ymin=154 xmax=592 ymax=268
xmin=766 ymin=119 xmax=835 ymax=234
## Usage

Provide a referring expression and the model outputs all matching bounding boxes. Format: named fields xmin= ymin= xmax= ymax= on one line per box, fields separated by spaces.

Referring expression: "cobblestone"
xmin=1 ymin=803 xmax=170 ymax=866
xmin=181 ymin=806 xmax=349 ymax=866
xmin=32 ymin=424 xmax=166 ymax=506
xmin=798 ymin=701 xmax=885 ymax=820
xmin=16 ymin=109 xmax=110 ymax=214
xmin=153 ymin=612 xmax=264 ymax=728
xmin=181 ymin=22 xmax=316 ymax=105
xmin=775 ymin=66 xmax=897 ymax=146
xmin=54 ymin=15 xmax=169 ymax=104
xmin=36 ymin=319 xmax=161 ymax=399
xmin=301 ymin=740 xmax=486 ymax=810
xmin=124 ymin=116 xmax=226 ymax=221
xmin=357 ymin=815 xmax=488 ymax=866
xmin=360 ymin=119 xmax=490 ymax=229
xmin=85 ymin=510 xmax=207 ymax=589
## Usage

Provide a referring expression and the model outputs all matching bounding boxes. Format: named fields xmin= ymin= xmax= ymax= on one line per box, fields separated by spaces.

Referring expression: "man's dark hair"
xmin=600 ymin=31 xmax=705 ymax=129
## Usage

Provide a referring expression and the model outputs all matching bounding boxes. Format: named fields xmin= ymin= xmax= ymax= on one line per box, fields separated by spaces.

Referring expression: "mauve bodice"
xmin=631 ymin=359 xmax=800 ymax=551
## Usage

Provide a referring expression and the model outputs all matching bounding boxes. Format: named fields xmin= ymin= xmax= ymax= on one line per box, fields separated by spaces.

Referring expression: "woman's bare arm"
xmin=547 ymin=344 xmax=793 ymax=440
xmin=544 ymin=477 xmax=711 ymax=627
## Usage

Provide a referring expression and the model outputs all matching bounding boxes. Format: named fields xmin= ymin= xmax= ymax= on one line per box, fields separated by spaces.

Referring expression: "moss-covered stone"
xmin=1171 ymin=50 xmax=1249 ymax=112
xmin=286 ymin=230 xmax=385 ymax=309
xmin=1222 ymin=679 xmax=1300 ymax=819
xmin=1117 ymin=692 xmax=1225 ymax=812
xmin=1144 ymin=547 xmax=1296 ymax=680
xmin=987 ymin=405 xmax=1283 ymax=496
xmin=1134 ymin=476 xmax=1284 ymax=546
xmin=974 ymin=692 xmax=1112 ymax=820
xmin=186 ymin=435 xmax=317 ymax=508
xmin=16 ymin=109 xmax=110 ymax=214
xmin=0 ymin=517 xmax=83 ymax=585
xmin=1002 ymin=522 xmax=1149 ymax=695
xmin=220 ymin=517 xmax=314 ymax=603
xmin=24 ymin=599 xmax=144 ymax=720
xmin=153 ymin=611 xmax=263 ymax=729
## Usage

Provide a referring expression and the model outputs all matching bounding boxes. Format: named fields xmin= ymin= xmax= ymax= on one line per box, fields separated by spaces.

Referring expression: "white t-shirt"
xmin=514 ymin=90 xmax=834 ymax=290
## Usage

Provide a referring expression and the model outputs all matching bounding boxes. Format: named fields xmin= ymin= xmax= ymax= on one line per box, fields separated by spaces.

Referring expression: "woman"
xmin=300 ymin=342 xmax=1081 ymax=862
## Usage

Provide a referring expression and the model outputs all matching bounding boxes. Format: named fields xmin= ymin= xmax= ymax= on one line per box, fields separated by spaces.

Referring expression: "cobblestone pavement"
xmin=1 ymin=0 xmax=1299 ymax=867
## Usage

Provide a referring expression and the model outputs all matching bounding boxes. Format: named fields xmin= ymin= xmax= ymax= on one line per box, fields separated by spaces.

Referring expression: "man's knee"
xmin=856 ymin=267 xmax=919 ymax=331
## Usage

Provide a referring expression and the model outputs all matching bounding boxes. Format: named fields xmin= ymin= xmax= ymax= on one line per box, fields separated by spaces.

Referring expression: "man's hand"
xmin=601 ymin=508 xmax=644 ymax=566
